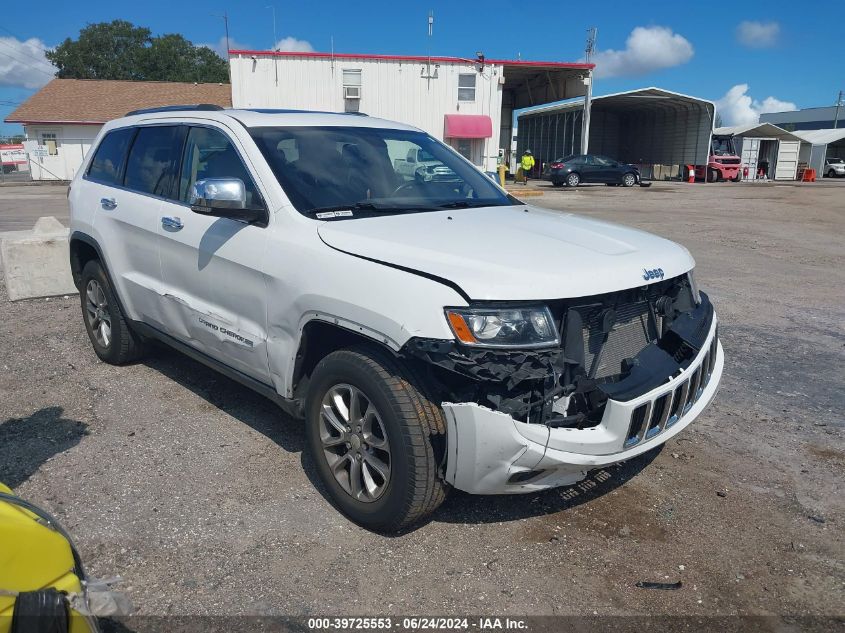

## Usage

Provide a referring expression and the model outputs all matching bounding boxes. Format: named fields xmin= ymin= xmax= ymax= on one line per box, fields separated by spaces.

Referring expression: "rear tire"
xmin=79 ymin=260 xmax=146 ymax=365
xmin=828 ymin=169 xmax=836 ymax=178
xmin=566 ymin=172 xmax=580 ymax=187
xmin=707 ymin=168 xmax=719 ymax=183
xmin=305 ymin=347 xmax=447 ymax=531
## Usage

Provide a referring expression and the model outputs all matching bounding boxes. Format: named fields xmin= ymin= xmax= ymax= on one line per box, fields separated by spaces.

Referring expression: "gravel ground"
xmin=0 ymin=181 xmax=842 ymax=623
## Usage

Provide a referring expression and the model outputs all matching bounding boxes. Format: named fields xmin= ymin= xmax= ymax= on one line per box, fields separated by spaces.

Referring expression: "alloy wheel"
xmin=319 ymin=383 xmax=391 ymax=502
xmin=85 ymin=279 xmax=112 ymax=348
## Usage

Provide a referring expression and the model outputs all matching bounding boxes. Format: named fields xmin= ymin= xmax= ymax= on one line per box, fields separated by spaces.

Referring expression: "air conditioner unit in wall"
xmin=344 ymin=86 xmax=361 ymax=100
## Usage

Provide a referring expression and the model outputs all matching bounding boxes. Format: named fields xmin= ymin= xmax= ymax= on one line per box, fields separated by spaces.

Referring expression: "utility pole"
xmin=421 ymin=11 xmax=437 ymax=84
xmin=834 ymin=90 xmax=844 ymax=129
xmin=267 ymin=5 xmax=279 ymax=85
xmin=212 ymin=12 xmax=231 ymax=83
xmin=581 ymin=27 xmax=597 ymax=154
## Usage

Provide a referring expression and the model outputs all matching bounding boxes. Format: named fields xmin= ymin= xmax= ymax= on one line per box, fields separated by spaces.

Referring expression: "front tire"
xmin=622 ymin=172 xmax=637 ymax=187
xmin=707 ymin=168 xmax=719 ymax=183
xmin=79 ymin=260 xmax=145 ymax=365
xmin=305 ymin=347 xmax=447 ymax=531
xmin=566 ymin=172 xmax=580 ymax=187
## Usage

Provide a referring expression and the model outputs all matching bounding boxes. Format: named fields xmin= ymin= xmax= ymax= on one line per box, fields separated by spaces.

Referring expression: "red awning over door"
xmin=444 ymin=114 xmax=493 ymax=139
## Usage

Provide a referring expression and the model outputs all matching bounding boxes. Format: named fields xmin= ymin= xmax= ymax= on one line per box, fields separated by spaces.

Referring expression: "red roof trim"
xmin=229 ymin=49 xmax=593 ymax=70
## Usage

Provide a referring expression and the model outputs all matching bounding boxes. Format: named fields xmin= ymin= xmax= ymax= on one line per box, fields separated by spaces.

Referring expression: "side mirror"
xmin=189 ymin=178 xmax=267 ymax=225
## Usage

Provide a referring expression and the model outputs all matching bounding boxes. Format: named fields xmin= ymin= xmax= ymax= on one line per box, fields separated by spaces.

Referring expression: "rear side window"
xmin=87 ymin=128 xmax=135 ymax=185
xmin=124 ymin=126 xmax=185 ymax=198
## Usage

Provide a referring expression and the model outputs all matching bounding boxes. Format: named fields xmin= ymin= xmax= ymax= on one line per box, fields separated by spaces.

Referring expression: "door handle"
xmin=100 ymin=197 xmax=117 ymax=210
xmin=161 ymin=216 xmax=183 ymax=230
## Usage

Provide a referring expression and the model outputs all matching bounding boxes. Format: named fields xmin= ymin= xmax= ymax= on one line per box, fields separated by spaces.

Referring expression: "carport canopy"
xmin=793 ymin=128 xmax=845 ymax=175
xmin=794 ymin=128 xmax=845 ymax=146
xmin=517 ymin=87 xmax=715 ymax=174
xmin=714 ymin=123 xmax=804 ymax=141
xmin=588 ymin=88 xmax=714 ymax=166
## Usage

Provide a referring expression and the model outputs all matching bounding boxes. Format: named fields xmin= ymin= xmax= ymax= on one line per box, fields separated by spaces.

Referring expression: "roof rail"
xmin=125 ymin=104 xmax=225 ymax=116
xmin=241 ymin=108 xmax=368 ymax=116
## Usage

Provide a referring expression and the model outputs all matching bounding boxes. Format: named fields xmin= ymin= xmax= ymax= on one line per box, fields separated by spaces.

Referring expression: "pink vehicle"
xmin=694 ymin=135 xmax=742 ymax=182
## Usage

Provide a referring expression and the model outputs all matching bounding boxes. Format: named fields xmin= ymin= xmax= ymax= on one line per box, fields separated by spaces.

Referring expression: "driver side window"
xmin=179 ymin=127 xmax=264 ymax=210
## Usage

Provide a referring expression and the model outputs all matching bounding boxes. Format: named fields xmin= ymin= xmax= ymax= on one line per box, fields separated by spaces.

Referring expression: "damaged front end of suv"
xmin=402 ymin=272 xmax=723 ymax=494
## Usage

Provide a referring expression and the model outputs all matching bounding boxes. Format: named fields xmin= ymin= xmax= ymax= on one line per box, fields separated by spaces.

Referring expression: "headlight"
xmin=687 ymin=270 xmax=701 ymax=305
xmin=445 ymin=306 xmax=559 ymax=348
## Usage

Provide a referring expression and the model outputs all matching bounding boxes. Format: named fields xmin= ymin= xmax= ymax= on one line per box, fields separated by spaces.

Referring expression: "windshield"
xmin=250 ymin=126 xmax=512 ymax=216
xmin=828 ymin=157 xmax=844 ymax=164
xmin=711 ymin=136 xmax=736 ymax=156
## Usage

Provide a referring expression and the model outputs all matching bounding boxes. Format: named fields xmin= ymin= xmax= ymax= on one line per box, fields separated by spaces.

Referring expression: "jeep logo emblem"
xmin=642 ymin=267 xmax=665 ymax=281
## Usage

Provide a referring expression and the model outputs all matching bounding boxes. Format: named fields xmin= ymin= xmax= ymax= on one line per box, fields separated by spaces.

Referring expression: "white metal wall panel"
xmin=808 ymin=144 xmax=826 ymax=175
xmin=774 ymin=140 xmax=800 ymax=180
xmin=740 ymin=137 xmax=759 ymax=180
xmin=230 ymin=55 xmax=504 ymax=171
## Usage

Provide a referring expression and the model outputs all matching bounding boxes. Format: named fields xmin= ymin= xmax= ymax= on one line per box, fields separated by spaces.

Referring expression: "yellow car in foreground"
xmin=0 ymin=483 xmax=99 ymax=633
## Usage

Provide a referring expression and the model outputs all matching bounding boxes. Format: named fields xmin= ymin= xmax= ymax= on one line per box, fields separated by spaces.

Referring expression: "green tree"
xmin=46 ymin=20 xmax=228 ymax=83
xmin=141 ymin=34 xmax=228 ymax=83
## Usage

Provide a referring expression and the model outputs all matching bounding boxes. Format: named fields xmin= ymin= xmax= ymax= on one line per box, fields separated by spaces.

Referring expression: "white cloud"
xmin=715 ymin=84 xmax=797 ymax=126
xmin=591 ymin=26 xmax=693 ymax=78
xmin=736 ymin=21 xmax=780 ymax=48
xmin=0 ymin=37 xmax=55 ymax=89
xmin=200 ymin=35 xmax=313 ymax=56
xmin=273 ymin=37 xmax=313 ymax=53
xmin=199 ymin=36 xmax=251 ymax=57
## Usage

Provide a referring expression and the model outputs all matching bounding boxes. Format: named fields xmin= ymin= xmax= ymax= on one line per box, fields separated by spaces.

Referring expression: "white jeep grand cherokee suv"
xmin=68 ymin=106 xmax=723 ymax=531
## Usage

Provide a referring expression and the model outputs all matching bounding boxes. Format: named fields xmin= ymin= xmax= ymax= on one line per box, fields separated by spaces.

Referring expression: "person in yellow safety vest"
xmin=520 ymin=150 xmax=535 ymax=185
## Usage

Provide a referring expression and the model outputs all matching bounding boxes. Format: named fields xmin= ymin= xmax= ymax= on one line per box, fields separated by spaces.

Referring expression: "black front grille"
xmin=575 ymin=301 xmax=654 ymax=378
xmin=624 ymin=329 xmax=719 ymax=446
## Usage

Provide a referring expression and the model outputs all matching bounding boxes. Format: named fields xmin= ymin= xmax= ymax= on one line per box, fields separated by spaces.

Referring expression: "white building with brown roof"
xmin=6 ymin=79 xmax=231 ymax=180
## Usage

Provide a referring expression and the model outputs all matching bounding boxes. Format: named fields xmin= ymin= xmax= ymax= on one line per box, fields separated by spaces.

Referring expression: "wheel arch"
xmin=69 ymin=231 xmax=131 ymax=319
xmin=69 ymin=232 xmax=103 ymax=290
xmin=289 ymin=318 xmax=403 ymax=400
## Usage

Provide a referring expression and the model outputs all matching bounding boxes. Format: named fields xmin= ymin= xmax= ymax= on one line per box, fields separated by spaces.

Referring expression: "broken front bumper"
xmin=442 ymin=318 xmax=723 ymax=494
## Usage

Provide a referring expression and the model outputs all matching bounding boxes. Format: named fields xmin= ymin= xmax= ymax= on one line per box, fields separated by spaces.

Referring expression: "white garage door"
xmin=775 ymin=141 xmax=800 ymax=180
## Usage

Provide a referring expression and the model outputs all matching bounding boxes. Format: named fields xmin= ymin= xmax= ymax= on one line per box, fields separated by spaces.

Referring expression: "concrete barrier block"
xmin=0 ymin=216 xmax=76 ymax=301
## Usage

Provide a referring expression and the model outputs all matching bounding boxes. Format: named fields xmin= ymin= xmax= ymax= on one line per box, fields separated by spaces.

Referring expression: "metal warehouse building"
xmin=229 ymin=49 xmax=593 ymax=173
xmin=760 ymin=106 xmax=843 ymax=131
xmin=516 ymin=88 xmax=715 ymax=180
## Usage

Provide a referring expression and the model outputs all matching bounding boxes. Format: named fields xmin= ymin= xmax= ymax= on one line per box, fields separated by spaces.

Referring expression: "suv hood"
xmin=317 ymin=205 xmax=695 ymax=301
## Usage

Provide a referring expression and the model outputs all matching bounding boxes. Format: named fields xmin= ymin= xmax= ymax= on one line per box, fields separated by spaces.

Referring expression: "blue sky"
xmin=0 ymin=0 xmax=838 ymax=135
